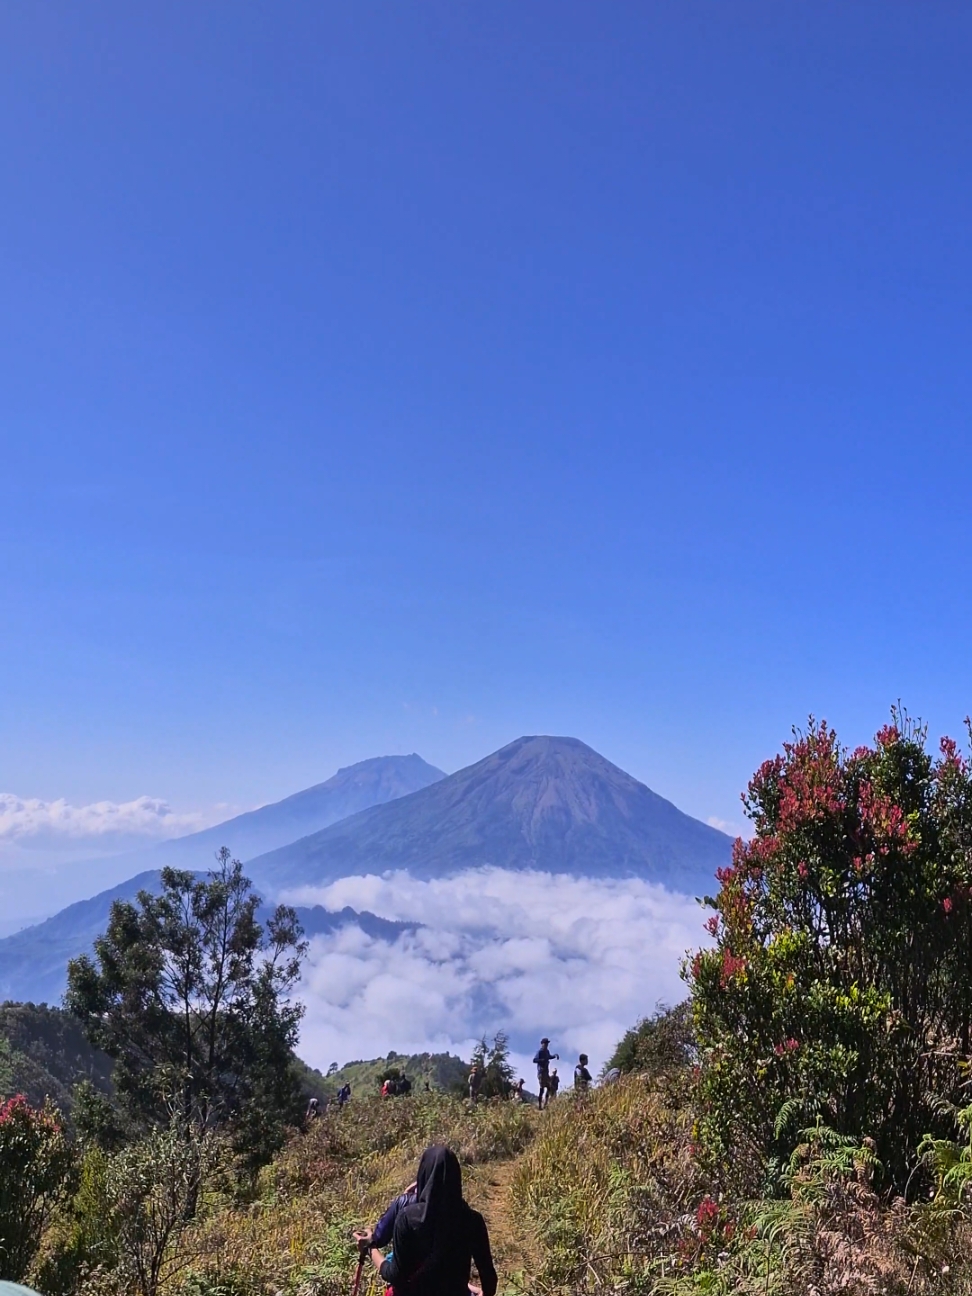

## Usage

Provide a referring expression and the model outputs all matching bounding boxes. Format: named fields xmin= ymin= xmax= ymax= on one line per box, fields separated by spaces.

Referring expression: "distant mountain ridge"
xmin=0 ymin=870 xmax=418 ymax=1006
xmin=16 ymin=754 xmax=446 ymax=916
xmin=0 ymin=737 xmax=730 ymax=1006
xmin=249 ymin=735 xmax=731 ymax=896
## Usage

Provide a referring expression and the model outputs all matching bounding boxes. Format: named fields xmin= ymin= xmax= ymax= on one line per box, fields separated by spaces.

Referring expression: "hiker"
xmin=547 ymin=1068 xmax=560 ymax=1100
xmin=602 ymin=1066 xmax=621 ymax=1086
xmin=509 ymin=1078 xmax=526 ymax=1102
xmin=382 ymin=1078 xmax=393 ymax=1098
xmin=574 ymin=1053 xmax=592 ymax=1093
xmin=468 ymin=1063 xmax=482 ymax=1103
xmin=533 ymin=1037 xmax=559 ymax=1109
xmin=358 ymin=1144 xmax=497 ymax=1296
xmin=306 ymin=1096 xmax=320 ymax=1121
xmin=338 ymin=1082 xmax=352 ymax=1106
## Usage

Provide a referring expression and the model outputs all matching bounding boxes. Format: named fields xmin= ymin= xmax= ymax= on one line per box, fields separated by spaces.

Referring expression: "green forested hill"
xmin=0 ymin=1001 xmax=114 ymax=1112
xmin=295 ymin=1049 xmax=469 ymax=1100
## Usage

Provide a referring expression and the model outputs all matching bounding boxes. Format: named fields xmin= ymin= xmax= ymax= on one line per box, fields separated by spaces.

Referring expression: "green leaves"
xmin=66 ymin=848 xmax=307 ymax=1174
xmin=689 ymin=713 xmax=972 ymax=1193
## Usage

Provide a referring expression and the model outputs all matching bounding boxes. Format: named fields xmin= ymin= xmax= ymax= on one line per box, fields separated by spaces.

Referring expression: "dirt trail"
xmin=467 ymin=1147 xmax=535 ymax=1292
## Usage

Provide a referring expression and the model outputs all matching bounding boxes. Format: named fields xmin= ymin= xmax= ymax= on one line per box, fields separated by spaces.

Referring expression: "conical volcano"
xmin=248 ymin=736 xmax=730 ymax=896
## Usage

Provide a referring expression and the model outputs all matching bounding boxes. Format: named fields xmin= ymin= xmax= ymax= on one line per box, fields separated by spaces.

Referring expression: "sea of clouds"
xmin=286 ymin=867 xmax=710 ymax=1081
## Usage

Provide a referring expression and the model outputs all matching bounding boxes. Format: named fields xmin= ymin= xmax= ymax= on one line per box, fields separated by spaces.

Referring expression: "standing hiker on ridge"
xmin=468 ymin=1062 xmax=482 ymax=1104
xmin=547 ymin=1068 xmax=560 ymax=1100
xmin=574 ymin=1053 xmax=593 ymax=1093
xmin=533 ymin=1037 xmax=559 ymax=1109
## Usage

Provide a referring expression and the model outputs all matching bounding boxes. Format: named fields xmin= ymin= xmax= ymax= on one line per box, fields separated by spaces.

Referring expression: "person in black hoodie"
xmin=366 ymin=1145 xmax=497 ymax=1296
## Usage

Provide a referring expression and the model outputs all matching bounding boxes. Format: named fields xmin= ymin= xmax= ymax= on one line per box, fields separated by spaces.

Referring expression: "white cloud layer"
xmin=0 ymin=793 xmax=206 ymax=846
xmin=287 ymin=868 xmax=709 ymax=1081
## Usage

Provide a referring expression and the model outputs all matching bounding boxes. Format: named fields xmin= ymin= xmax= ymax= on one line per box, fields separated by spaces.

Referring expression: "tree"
xmin=470 ymin=1032 xmax=516 ymax=1099
xmin=0 ymin=1095 xmax=76 ymax=1282
xmin=607 ymin=1001 xmax=694 ymax=1080
xmin=689 ymin=714 xmax=972 ymax=1193
xmin=66 ymin=849 xmax=307 ymax=1171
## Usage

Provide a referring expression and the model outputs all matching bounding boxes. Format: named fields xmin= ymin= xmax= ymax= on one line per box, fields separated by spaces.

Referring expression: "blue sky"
xmin=3 ymin=1 xmax=972 ymax=835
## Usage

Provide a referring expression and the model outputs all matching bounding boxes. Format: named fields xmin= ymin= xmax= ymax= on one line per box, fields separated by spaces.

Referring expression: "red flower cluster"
xmin=775 ymin=724 xmax=845 ymax=833
xmin=720 ymin=950 xmax=746 ymax=987
xmin=858 ymin=780 xmax=915 ymax=857
xmin=940 ymin=735 xmax=967 ymax=773
xmin=696 ymin=1196 xmax=719 ymax=1228
xmin=0 ymin=1094 xmax=30 ymax=1125
xmin=773 ymin=1037 xmax=800 ymax=1057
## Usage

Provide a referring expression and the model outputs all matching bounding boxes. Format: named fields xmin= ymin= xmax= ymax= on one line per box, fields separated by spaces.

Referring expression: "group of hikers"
xmin=343 ymin=1039 xmax=606 ymax=1296
xmin=466 ymin=1037 xmax=594 ymax=1108
xmin=311 ymin=1037 xmax=599 ymax=1128
xmin=381 ymin=1073 xmax=414 ymax=1097
xmin=306 ymin=1082 xmax=352 ymax=1119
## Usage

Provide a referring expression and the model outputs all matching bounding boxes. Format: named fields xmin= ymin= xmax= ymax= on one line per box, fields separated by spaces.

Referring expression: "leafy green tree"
xmin=66 ymin=850 xmax=307 ymax=1172
xmin=607 ymin=1001 xmax=694 ymax=1080
xmin=0 ymin=1095 xmax=76 ymax=1281
xmin=471 ymin=1032 xmax=516 ymax=1099
xmin=689 ymin=715 xmax=972 ymax=1193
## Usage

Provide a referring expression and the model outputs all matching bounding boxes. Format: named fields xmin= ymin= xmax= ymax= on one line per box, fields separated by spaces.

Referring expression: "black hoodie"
xmin=379 ymin=1145 xmax=497 ymax=1296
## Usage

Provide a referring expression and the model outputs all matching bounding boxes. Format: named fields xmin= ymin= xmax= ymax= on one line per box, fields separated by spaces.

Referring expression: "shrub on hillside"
xmin=0 ymin=1094 xmax=76 ymax=1282
xmin=689 ymin=714 xmax=972 ymax=1193
xmin=606 ymin=1001 xmax=694 ymax=1081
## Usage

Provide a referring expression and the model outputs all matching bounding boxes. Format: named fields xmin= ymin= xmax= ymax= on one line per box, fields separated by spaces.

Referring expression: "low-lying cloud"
xmin=0 ymin=792 xmax=206 ymax=847
xmin=286 ymin=868 xmax=709 ymax=1080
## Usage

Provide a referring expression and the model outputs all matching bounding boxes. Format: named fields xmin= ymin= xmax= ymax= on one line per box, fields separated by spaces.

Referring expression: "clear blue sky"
xmin=3 ymin=1 xmax=972 ymax=830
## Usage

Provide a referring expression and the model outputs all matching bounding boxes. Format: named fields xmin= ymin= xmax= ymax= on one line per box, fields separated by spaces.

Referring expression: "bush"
xmin=107 ymin=1121 xmax=221 ymax=1296
xmin=511 ymin=1075 xmax=696 ymax=1294
xmin=689 ymin=715 xmax=972 ymax=1193
xmin=0 ymin=1094 xmax=76 ymax=1281
xmin=606 ymin=1002 xmax=694 ymax=1081
xmin=31 ymin=1145 xmax=118 ymax=1296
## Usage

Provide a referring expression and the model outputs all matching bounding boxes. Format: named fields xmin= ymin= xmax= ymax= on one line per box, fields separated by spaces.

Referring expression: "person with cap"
xmin=547 ymin=1067 xmax=560 ymax=1100
xmin=532 ymin=1037 xmax=559 ymax=1109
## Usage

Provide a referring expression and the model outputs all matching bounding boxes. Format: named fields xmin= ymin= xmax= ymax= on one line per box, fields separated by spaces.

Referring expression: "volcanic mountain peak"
xmin=247 ymin=735 xmax=731 ymax=896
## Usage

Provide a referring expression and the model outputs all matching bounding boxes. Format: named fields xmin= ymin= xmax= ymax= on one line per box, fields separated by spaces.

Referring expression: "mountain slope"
xmin=14 ymin=754 xmax=446 ymax=918
xmin=248 ymin=736 xmax=732 ymax=896
xmin=0 ymin=1002 xmax=115 ymax=1112
xmin=0 ymin=871 xmax=418 ymax=1006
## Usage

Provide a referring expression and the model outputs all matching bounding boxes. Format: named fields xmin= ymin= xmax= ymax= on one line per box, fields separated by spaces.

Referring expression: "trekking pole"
xmin=349 ymin=1253 xmax=365 ymax=1296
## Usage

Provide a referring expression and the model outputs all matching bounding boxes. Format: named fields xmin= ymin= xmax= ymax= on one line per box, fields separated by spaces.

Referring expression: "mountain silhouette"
xmin=248 ymin=736 xmax=731 ymax=896
xmin=23 ymin=754 xmax=446 ymax=912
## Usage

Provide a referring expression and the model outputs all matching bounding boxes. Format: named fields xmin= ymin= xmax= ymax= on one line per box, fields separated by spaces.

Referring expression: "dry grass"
xmin=71 ymin=1078 xmax=972 ymax=1296
xmin=162 ymin=1095 xmax=536 ymax=1296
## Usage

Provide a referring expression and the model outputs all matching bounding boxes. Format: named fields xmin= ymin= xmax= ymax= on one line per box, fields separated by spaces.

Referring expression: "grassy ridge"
xmin=174 ymin=1093 xmax=535 ymax=1296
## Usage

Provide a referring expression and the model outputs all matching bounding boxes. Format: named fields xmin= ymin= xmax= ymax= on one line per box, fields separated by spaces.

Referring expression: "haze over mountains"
xmin=2 ymin=755 xmax=445 ymax=920
xmin=0 ymin=737 xmax=731 ymax=1023
xmin=250 ymin=736 xmax=730 ymax=899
